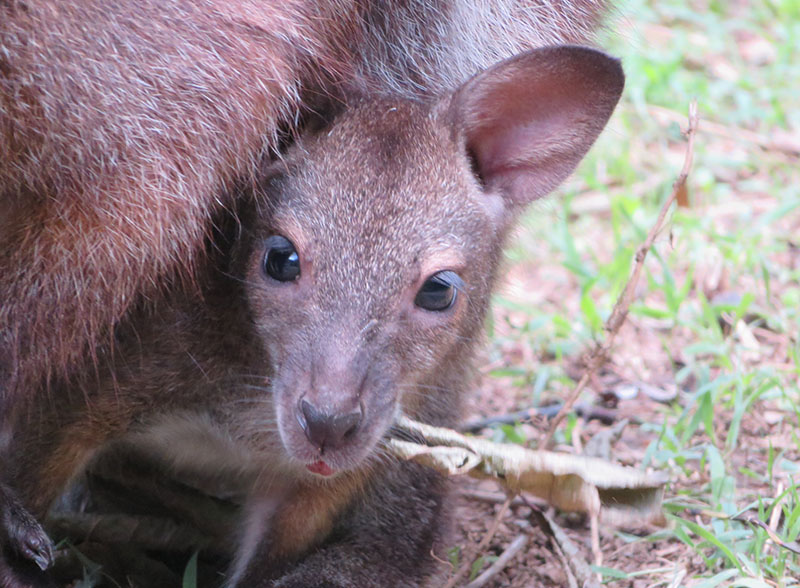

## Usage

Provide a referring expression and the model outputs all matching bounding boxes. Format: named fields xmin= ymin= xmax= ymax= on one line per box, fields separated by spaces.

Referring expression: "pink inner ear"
xmin=453 ymin=46 xmax=625 ymax=208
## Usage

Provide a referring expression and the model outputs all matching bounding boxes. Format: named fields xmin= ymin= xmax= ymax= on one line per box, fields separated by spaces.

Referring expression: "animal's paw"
xmin=1 ymin=486 xmax=53 ymax=572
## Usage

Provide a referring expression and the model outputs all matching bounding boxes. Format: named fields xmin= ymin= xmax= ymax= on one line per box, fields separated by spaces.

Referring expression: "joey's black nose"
xmin=299 ymin=399 xmax=363 ymax=452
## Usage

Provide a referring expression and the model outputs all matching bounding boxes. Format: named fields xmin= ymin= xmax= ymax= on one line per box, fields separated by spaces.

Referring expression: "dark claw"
xmin=17 ymin=534 xmax=53 ymax=572
xmin=1 ymin=484 xmax=54 ymax=571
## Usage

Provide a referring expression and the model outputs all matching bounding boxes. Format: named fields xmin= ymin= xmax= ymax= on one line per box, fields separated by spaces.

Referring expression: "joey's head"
xmin=238 ymin=46 xmax=624 ymax=479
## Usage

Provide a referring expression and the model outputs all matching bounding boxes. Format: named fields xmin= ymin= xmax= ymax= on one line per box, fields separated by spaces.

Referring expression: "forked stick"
xmin=541 ymin=100 xmax=700 ymax=449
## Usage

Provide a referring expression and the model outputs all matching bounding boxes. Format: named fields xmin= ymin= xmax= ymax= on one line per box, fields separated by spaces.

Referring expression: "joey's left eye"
xmin=263 ymin=235 xmax=300 ymax=282
xmin=414 ymin=271 xmax=463 ymax=312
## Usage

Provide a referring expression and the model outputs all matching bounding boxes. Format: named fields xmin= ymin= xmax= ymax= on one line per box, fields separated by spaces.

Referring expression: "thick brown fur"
xmin=0 ymin=0 xmax=610 ymax=400
xmin=1 ymin=1 xmax=612 ymax=584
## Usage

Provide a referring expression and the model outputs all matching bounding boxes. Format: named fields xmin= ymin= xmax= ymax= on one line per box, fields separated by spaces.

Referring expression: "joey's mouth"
xmin=306 ymin=460 xmax=336 ymax=477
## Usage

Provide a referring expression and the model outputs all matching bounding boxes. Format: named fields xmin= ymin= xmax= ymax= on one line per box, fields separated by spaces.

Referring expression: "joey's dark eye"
xmin=414 ymin=270 xmax=463 ymax=312
xmin=263 ymin=235 xmax=300 ymax=282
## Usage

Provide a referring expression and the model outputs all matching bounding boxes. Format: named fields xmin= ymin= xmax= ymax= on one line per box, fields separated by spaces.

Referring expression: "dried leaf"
xmin=676 ymin=181 xmax=690 ymax=208
xmin=390 ymin=416 xmax=665 ymax=525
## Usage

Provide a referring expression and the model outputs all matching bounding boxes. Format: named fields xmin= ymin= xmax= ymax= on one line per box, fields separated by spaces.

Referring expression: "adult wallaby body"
xmin=0 ymin=1 xmax=612 ymax=577
xmin=7 ymin=46 xmax=624 ymax=587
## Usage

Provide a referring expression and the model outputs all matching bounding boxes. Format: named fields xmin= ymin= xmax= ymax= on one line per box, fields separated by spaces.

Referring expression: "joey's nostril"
xmin=343 ymin=420 xmax=358 ymax=440
xmin=300 ymin=399 xmax=323 ymax=435
xmin=338 ymin=409 xmax=362 ymax=441
xmin=299 ymin=399 xmax=363 ymax=451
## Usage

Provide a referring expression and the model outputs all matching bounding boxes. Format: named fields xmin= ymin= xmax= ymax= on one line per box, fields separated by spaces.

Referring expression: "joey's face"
xmin=241 ymin=100 xmax=505 ymax=478
xmin=235 ymin=46 xmax=624 ymax=479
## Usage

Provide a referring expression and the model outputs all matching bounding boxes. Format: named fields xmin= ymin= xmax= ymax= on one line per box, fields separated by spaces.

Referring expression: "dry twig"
xmin=460 ymin=403 xmax=617 ymax=433
xmin=590 ymin=512 xmax=601 ymax=580
xmin=464 ymin=534 xmax=528 ymax=588
xmin=768 ymin=481 xmax=785 ymax=532
xmin=667 ymin=568 xmax=688 ymax=588
xmin=541 ymin=100 xmax=700 ymax=449
xmin=525 ymin=498 xmax=599 ymax=588
xmin=459 ymin=488 xmax=530 ymax=507
xmin=648 ymin=103 xmax=799 ymax=156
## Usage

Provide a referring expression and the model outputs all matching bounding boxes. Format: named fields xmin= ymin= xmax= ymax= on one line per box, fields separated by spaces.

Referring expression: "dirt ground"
xmin=443 ymin=236 xmax=800 ymax=587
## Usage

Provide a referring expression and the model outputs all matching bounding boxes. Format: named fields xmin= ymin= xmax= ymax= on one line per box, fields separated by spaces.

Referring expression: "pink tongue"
xmin=307 ymin=460 xmax=335 ymax=476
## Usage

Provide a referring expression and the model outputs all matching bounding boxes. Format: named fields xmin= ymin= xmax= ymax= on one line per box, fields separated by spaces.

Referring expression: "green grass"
xmin=487 ymin=0 xmax=800 ymax=584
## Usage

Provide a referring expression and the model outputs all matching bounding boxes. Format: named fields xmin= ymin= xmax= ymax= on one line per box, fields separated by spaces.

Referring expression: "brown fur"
xmin=0 ymin=0 xmax=611 ymax=402
xmin=0 ymin=5 xmax=611 ymax=555
xmin=7 ymin=46 xmax=623 ymax=586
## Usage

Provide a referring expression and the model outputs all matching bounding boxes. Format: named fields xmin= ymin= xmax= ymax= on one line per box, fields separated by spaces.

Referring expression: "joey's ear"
xmin=449 ymin=45 xmax=624 ymax=209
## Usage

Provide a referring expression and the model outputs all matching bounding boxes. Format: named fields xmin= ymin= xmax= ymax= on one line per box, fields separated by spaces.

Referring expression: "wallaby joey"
xmin=8 ymin=46 xmax=623 ymax=587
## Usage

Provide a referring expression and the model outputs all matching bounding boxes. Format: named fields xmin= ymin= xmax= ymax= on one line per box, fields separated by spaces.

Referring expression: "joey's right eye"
xmin=414 ymin=270 xmax=463 ymax=312
xmin=263 ymin=235 xmax=300 ymax=282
